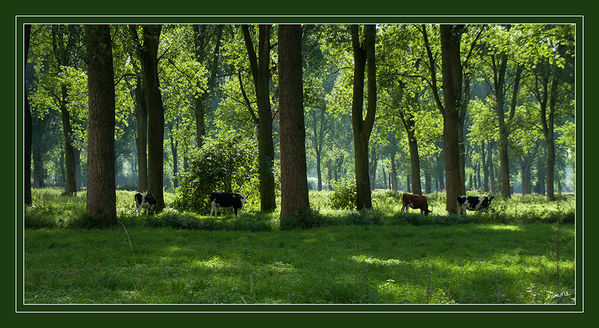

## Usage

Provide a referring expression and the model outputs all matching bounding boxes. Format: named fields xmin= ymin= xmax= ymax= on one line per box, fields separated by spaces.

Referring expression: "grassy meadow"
xmin=24 ymin=188 xmax=576 ymax=304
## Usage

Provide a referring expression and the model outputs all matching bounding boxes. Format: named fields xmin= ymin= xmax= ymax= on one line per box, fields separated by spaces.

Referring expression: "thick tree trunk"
xmin=278 ymin=25 xmax=310 ymax=226
xmin=440 ymin=25 xmax=465 ymax=213
xmin=134 ymin=79 xmax=148 ymax=192
xmin=85 ymin=25 xmax=117 ymax=223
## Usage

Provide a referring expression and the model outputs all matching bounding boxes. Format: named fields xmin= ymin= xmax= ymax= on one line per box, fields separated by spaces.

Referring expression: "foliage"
xmin=329 ymin=178 xmax=357 ymax=210
xmin=173 ymin=131 xmax=258 ymax=213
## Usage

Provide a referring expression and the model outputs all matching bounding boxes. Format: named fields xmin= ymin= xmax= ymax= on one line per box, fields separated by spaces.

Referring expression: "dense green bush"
xmin=330 ymin=178 xmax=357 ymax=210
xmin=173 ymin=131 xmax=258 ymax=213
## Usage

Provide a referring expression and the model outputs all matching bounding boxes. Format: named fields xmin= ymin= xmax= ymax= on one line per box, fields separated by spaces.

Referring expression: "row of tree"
xmin=24 ymin=24 xmax=575 ymax=224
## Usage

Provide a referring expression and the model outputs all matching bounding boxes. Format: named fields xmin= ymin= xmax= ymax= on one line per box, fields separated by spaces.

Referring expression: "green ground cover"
xmin=23 ymin=188 xmax=576 ymax=304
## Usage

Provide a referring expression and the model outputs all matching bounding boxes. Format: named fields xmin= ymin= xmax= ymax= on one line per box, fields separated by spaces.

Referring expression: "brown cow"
xmin=401 ymin=193 xmax=432 ymax=216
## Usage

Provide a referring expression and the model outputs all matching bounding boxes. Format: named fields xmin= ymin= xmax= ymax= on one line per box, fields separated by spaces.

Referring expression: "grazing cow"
xmin=135 ymin=192 xmax=157 ymax=215
xmin=456 ymin=195 xmax=494 ymax=215
xmin=401 ymin=193 xmax=432 ymax=216
xmin=210 ymin=192 xmax=247 ymax=218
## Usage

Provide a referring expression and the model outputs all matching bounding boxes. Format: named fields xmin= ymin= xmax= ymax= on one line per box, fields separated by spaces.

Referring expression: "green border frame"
xmin=10 ymin=12 xmax=585 ymax=317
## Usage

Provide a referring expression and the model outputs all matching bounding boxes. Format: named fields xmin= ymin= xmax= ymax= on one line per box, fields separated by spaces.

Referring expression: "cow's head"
xmin=239 ymin=193 xmax=247 ymax=203
xmin=134 ymin=193 xmax=143 ymax=207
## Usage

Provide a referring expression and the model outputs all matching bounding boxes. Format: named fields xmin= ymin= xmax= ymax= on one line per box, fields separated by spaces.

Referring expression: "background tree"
xmin=85 ymin=25 xmax=116 ymax=223
xmin=130 ymin=25 xmax=166 ymax=210
xmin=241 ymin=25 xmax=277 ymax=211
xmin=350 ymin=25 xmax=377 ymax=210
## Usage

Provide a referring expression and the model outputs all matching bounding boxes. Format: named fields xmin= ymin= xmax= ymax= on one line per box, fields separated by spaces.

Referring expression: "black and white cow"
xmin=135 ymin=192 xmax=157 ymax=215
xmin=456 ymin=195 xmax=494 ymax=215
xmin=209 ymin=192 xmax=247 ymax=218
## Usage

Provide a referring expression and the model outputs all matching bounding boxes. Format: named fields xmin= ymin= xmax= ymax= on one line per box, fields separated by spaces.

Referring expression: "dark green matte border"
xmin=5 ymin=1 xmax=590 ymax=323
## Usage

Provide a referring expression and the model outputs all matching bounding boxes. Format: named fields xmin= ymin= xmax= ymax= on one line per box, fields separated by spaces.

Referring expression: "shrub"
xmin=330 ymin=178 xmax=357 ymax=210
xmin=173 ymin=131 xmax=258 ymax=213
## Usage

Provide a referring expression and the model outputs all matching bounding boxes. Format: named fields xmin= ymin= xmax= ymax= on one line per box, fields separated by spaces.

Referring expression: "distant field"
xmin=23 ymin=188 xmax=576 ymax=304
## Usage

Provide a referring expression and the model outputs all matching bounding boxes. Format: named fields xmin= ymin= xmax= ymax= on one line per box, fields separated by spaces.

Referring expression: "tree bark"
xmin=400 ymin=112 xmax=422 ymax=195
xmin=439 ymin=25 xmax=465 ymax=213
xmin=242 ymin=25 xmax=277 ymax=212
xmin=134 ymin=78 xmax=148 ymax=192
xmin=351 ymin=25 xmax=377 ymax=210
xmin=131 ymin=25 xmax=166 ymax=210
xmin=278 ymin=25 xmax=310 ymax=226
xmin=85 ymin=25 xmax=116 ymax=223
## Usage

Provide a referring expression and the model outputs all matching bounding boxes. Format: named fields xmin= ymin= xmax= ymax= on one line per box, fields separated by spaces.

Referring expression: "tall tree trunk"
xmin=369 ymin=144 xmax=377 ymax=190
xmin=488 ymin=141 xmax=496 ymax=193
xmin=481 ymin=141 xmax=489 ymax=192
xmin=24 ymin=24 xmax=32 ymax=205
xmin=242 ymin=25 xmax=276 ymax=211
xmin=390 ymin=155 xmax=398 ymax=192
xmin=351 ymin=25 xmax=377 ymax=210
xmin=140 ymin=25 xmax=165 ymax=210
xmin=492 ymin=54 xmax=511 ymax=199
xmin=59 ymin=90 xmax=77 ymax=195
xmin=439 ymin=25 xmax=465 ymax=213
xmin=278 ymin=25 xmax=310 ymax=226
xmin=169 ymin=128 xmax=179 ymax=189
xmin=401 ymin=113 xmax=422 ymax=195
xmin=85 ymin=25 xmax=116 ymax=223
xmin=316 ymin=150 xmax=322 ymax=191
xmin=545 ymin=76 xmax=558 ymax=201
xmin=134 ymin=78 xmax=148 ymax=192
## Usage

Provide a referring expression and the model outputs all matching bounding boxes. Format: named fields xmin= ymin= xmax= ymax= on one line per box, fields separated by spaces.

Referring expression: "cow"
xmin=209 ymin=192 xmax=247 ymax=218
xmin=135 ymin=192 xmax=157 ymax=215
xmin=456 ymin=195 xmax=494 ymax=215
xmin=401 ymin=193 xmax=432 ymax=216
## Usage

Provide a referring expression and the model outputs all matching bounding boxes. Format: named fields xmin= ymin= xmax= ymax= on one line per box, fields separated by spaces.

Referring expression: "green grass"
xmin=23 ymin=188 xmax=576 ymax=304
xmin=25 ymin=223 xmax=574 ymax=304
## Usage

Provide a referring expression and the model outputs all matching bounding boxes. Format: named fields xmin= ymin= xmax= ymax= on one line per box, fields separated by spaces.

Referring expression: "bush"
xmin=173 ymin=131 xmax=258 ymax=213
xmin=330 ymin=178 xmax=357 ymax=210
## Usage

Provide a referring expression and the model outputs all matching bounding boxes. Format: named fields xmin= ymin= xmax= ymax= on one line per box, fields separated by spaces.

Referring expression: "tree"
xmin=350 ymin=25 xmax=377 ymax=210
xmin=241 ymin=25 xmax=277 ymax=211
xmin=130 ymin=25 xmax=165 ymax=210
xmin=421 ymin=24 xmax=465 ymax=213
xmin=85 ymin=25 xmax=116 ymax=223
xmin=278 ymin=25 xmax=310 ymax=226
xmin=192 ymin=25 xmax=224 ymax=147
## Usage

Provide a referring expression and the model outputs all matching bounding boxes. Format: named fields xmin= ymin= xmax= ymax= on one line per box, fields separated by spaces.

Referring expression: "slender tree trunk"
xmin=316 ymin=151 xmax=322 ymax=191
xmin=351 ymin=25 xmax=377 ymax=210
xmin=24 ymin=24 xmax=32 ymax=205
xmin=242 ymin=25 xmax=276 ymax=211
xmin=59 ymin=92 xmax=77 ymax=195
xmin=370 ymin=144 xmax=377 ymax=190
xmin=85 ymin=25 xmax=117 ymax=223
xmin=390 ymin=155 xmax=398 ymax=192
xmin=545 ymin=77 xmax=558 ymax=201
xmin=278 ymin=25 xmax=310 ymax=226
xmin=170 ymin=129 xmax=179 ymax=189
xmin=481 ymin=141 xmax=489 ymax=192
xmin=488 ymin=141 xmax=496 ymax=193
xmin=140 ymin=25 xmax=165 ymax=210
xmin=134 ymin=79 xmax=148 ymax=192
